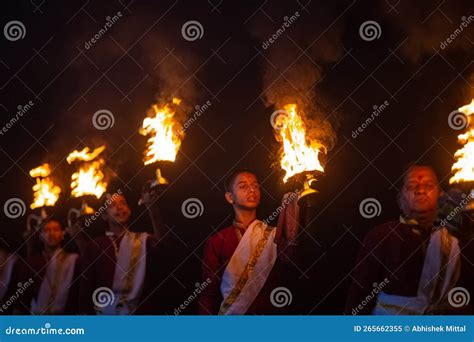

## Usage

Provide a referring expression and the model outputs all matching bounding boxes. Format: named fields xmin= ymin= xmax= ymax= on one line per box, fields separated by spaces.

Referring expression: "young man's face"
xmin=400 ymin=167 xmax=439 ymax=216
xmin=226 ymin=172 xmax=261 ymax=210
xmin=41 ymin=220 xmax=64 ymax=249
xmin=105 ymin=194 xmax=131 ymax=225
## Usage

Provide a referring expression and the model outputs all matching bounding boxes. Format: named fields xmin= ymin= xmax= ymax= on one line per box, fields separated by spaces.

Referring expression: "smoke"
xmin=382 ymin=0 xmax=473 ymax=63
xmin=45 ymin=4 xmax=203 ymax=183
xmin=248 ymin=1 xmax=345 ymax=152
xmin=140 ymin=31 xmax=200 ymax=131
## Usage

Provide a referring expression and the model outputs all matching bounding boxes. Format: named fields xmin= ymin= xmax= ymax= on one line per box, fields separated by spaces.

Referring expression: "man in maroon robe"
xmin=198 ymin=169 xmax=300 ymax=315
xmin=13 ymin=219 xmax=80 ymax=314
xmin=78 ymin=189 xmax=179 ymax=315
xmin=345 ymin=165 xmax=474 ymax=315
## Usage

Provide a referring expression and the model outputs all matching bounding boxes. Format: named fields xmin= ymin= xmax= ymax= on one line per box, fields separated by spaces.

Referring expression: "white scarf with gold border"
xmin=31 ymin=249 xmax=78 ymax=315
xmin=219 ymin=220 xmax=277 ymax=315
xmin=373 ymin=222 xmax=461 ymax=315
xmin=98 ymin=232 xmax=148 ymax=315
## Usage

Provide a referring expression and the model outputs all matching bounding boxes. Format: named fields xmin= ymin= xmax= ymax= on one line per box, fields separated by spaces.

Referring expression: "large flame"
xmin=276 ymin=104 xmax=325 ymax=182
xmin=450 ymin=99 xmax=474 ymax=184
xmin=67 ymin=146 xmax=107 ymax=198
xmin=29 ymin=163 xmax=61 ymax=209
xmin=139 ymin=98 xmax=183 ymax=165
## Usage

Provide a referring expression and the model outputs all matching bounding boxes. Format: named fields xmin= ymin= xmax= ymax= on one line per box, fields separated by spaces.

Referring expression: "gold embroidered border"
xmin=219 ymin=224 xmax=272 ymax=315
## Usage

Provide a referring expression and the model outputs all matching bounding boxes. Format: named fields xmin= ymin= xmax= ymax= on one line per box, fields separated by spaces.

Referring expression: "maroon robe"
xmin=345 ymin=220 xmax=474 ymax=315
xmin=79 ymin=233 xmax=179 ymax=314
xmin=12 ymin=252 xmax=80 ymax=314
xmin=198 ymin=225 xmax=287 ymax=315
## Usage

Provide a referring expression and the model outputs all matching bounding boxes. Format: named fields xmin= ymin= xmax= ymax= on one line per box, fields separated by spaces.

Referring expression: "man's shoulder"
xmin=208 ymin=226 xmax=236 ymax=242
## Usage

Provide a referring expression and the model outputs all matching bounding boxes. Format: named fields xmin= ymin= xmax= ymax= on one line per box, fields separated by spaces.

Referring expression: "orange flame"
xmin=30 ymin=163 xmax=52 ymax=178
xmin=139 ymin=98 xmax=183 ymax=165
xmin=276 ymin=104 xmax=325 ymax=182
xmin=66 ymin=146 xmax=106 ymax=164
xmin=67 ymin=146 xmax=107 ymax=198
xmin=450 ymin=99 xmax=474 ymax=184
xmin=29 ymin=163 xmax=61 ymax=209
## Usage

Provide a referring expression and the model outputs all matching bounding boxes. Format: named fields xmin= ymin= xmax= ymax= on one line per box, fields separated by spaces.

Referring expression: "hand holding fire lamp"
xmin=26 ymin=163 xmax=61 ymax=236
xmin=67 ymin=198 xmax=95 ymax=229
xmin=270 ymin=103 xmax=327 ymax=258
xmin=138 ymin=168 xmax=169 ymax=206
xmin=285 ymin=170 xmax=324 ymax=207
xmin=272 ymin=103 xmax=326 ymax=208
xmin=66 ymin=146 xmax=107 ymax=229
xmin=138 ymin=98 xmax=183 ymax=205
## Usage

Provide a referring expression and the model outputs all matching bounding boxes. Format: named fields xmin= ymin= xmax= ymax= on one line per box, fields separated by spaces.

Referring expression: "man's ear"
xmin=225 ymin=192 xmax=234 ymax=204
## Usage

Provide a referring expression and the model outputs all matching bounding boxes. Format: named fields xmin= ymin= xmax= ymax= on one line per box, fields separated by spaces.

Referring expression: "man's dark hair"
xmin=224 ymin=168 xmax=257 ymax=193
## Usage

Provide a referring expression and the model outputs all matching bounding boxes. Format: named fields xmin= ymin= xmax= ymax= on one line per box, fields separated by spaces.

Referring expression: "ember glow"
xmin=67 ymin=146 xmax=107 ymax=198
xmin=450 ymin=99 xmax=474 ymax=184
xmin=139 ymin=98 xmax=183 ymax=165
xmin=29 ymin=163 xmax=61 ymax=209
xmin=275 ymin=104 xmax=325 ymax=182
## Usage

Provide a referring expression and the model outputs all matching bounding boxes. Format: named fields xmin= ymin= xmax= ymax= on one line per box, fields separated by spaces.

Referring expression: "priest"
xmin=345 ymin=165 xmax=473 ymax=315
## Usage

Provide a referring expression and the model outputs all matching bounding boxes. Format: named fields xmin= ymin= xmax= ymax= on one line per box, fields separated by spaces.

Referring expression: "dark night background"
xmin=0 ymin=0 xmax=473 ymax=314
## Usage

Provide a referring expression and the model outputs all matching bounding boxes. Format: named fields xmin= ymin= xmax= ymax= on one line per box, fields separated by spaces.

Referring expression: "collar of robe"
xmin=232 ymin=219 xmax=258 ymax=229
xmin=399 ymin=215 xmax=437 ymax=235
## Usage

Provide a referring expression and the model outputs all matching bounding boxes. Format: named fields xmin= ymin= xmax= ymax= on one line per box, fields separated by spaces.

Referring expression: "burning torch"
xmin=27 ymin=163 xmax=61 ymax=234
xmin=448 ymin=99 xmax=474 ymax=232
xmin=138 ymin=98 xmax=183 ymax=205
xmin=271 ymin=104 xmax=326 ymax=207
xmin=66 ymin=146 xmax=107 ymax=228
